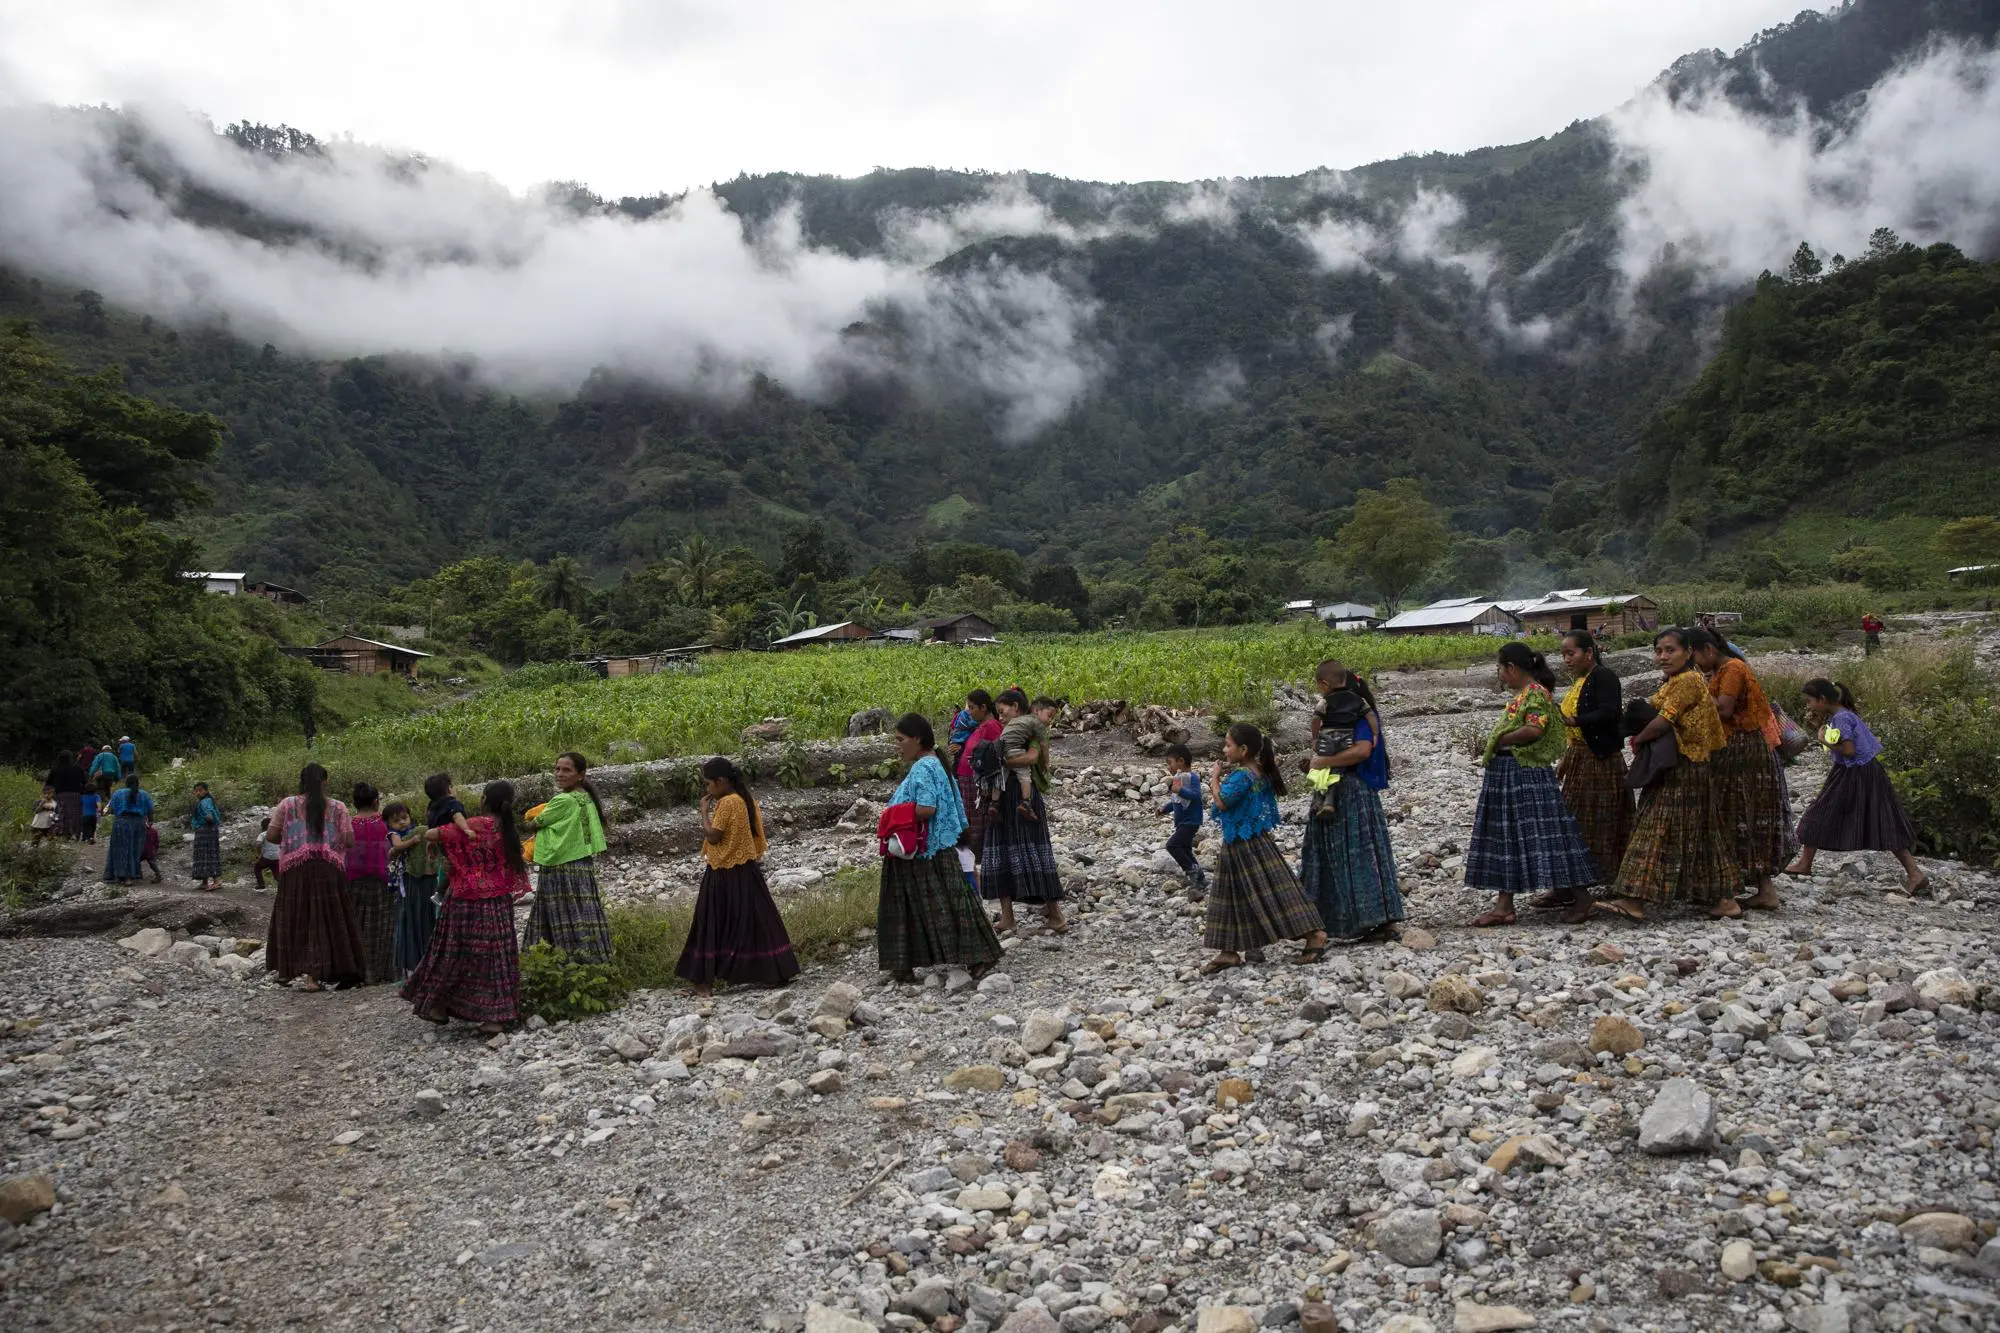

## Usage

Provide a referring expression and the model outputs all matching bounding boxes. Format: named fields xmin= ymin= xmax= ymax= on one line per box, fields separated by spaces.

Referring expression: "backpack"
xmin=876 ymin=802 xmax=928 ymax=860
xmin=970 ymin=738 xmax=1006 ymax=795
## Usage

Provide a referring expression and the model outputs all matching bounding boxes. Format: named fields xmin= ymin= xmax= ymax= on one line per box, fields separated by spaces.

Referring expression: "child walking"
xmin=1784 ymin=679 xmax=1927 ymax=894
xmin=78 ymin=788 xmax=100 ymax=844
xmin=1158 ymin=744 xmax=1207 ymax=895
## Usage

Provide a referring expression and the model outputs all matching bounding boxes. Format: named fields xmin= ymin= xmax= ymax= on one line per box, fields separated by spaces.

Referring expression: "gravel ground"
xmin=5 ymin=648 xmax=1999 ymax=1333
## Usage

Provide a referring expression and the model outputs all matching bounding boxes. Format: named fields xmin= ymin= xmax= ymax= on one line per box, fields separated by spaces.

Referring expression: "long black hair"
xmin=1225 ymin=721 xmax=1286 ymax=797
xmin=1561 ymin=629 xmax=1601 ymax=668
xmin=1497 ymin=641 xmax=1557 ymax=692
xmin=994 ymin=688 xmax=1030 ymax=715
xmin=965 ymin=688 xmax=995 ymax=716
xmin=559 ymin=751 xmax=607 ymax=830
xmin=700 ymin=755 xmax=761 ymax=839
xmin=482 ymin=779 xmax=527 ymax=874
xmin=1685 ymin=626 xmax=1745 ymax=661
xmin=299 ymin=762 xmax=329 ymax=836
xmin=895 ymin=711 xmax=937 ymax=751
xmin=1802 ymin=678 xmax=1858 ymax=711
xmin=352 ymin=781 xmax=379 ymax=812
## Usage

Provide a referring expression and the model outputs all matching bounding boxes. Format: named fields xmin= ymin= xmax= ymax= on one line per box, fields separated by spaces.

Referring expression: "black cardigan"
xmin=1571 ymin=665 xmax=1625 ymax=758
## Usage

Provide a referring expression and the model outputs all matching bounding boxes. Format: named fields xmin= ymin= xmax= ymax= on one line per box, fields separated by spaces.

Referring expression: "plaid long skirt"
xmin=1797 ymin=758 xmax=1915 ymax=853
xmin=1299 ymin=782 xmax=1402 ymax=939
xmin=675 ymin=860 xmax=800 ymax=987
xmin=102 ymin=813 xmax=147 ymax=882
xmin=1464 ymin=756 xmax=1601 ymax=893
xmin=347 ymin=876 xmax=399 ymax=984
xmin=1612 ymin=760 xmax=1740 ymax=904
xmin=1557 ymin=743 xmax=1634 ymax=883
xmin=956 ymin=772 xmax=989 ymax=854
xmin=191 ymin=827 xmax=223 ymax=880
xmin=1711 ymin=730 xmax=1787 ymax=880
xmin=1205 ymin=832 xmax=1323 ymax=952
xmin=979 ymin=780 xmax=1064 ymax=904
xmin=55 ymin=793 xmax=83 ymax=840
xmin=878 ymin=852 xmax=1003 ymax=974
xmin=267 ymin=859 xmax=367 ymax=985
xmin=522 ymin=859 xmax=611 ymax=962
xmin=394 ymin=873 xmax=440 ymax=975
xmin=1773 ymin=752 xmax=1801 ymax=861
xmin=401 ymin=894 xmax=521 ymax=1024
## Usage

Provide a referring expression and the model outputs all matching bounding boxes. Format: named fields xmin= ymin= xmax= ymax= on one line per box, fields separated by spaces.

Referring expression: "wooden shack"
xmin=916 ymin=613 xmax=999 ymax=643
xmin=248 ymin=581 xmax=309 ymax=607
xmin=1380 ymin=599 xmax=1520 ymax=637
xmin=770 ymin=622 xmax=875 ymax=650
xmin=1515 ymin=593 xmax=1659 ymax=637
xmin=297 ymin=635 xmax=432 ymax=678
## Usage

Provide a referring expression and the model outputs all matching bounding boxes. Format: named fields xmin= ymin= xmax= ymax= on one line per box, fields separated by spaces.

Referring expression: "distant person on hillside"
xmin=1861 ymin=612 xmax=1885 ymax=656
xmin=521 ymin=752 xmax=613 ymax=964
xmin=189 ymin=781 xmax=223 ymax=891
xmin=1785 ymin=680 xmax=1927 ymax=895
xmin=675 ymin=756 xmax=797 ymax=994
xmin=116 ymin=735 xmax=137 ymax=778
xmin=46 ymin=751 xmax=87 ymax=842
xmin=345 ymin=783 xmax=398 ymax=985
xmin=102 ymin=774 xmax=154 ymax=887
xmin=266 ymin=763 xmax=365 ymax=991
xmin=77 ymin=741 xmax=98 ymax=771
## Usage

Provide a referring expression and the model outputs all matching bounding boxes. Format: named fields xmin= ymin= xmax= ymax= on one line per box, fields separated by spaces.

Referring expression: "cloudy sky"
xmin=1 ymin=0 xmax=1814 ymax=193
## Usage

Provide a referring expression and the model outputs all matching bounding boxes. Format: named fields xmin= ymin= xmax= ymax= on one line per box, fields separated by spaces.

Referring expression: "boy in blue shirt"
xmin=1159 ymin=743 xmax=1207 ymax=896
xmin=79 ymin=790 xmax=101 ymax=843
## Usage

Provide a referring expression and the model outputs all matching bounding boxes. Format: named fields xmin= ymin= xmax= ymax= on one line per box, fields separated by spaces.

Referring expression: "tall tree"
xmin=1333 ymin=479 xmax=1450 ymax=612
xmin=537 ymin=554 xmax=589 ymax=615
xmin=659 ymin=535 xmax=730 ymax=606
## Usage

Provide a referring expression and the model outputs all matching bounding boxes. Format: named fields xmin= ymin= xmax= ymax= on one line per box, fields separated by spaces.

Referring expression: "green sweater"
xmin=527 ymin=789 xmax=607 ymax=866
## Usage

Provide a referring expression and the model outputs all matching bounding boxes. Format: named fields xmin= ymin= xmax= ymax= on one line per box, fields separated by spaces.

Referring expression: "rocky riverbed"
xmin=5 ymin=652 xmax=1999 ymax=1333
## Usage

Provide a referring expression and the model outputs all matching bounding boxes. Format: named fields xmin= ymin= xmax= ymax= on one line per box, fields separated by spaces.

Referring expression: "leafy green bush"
xmin=607 ymin=902 xmax=692 ymax=992
xmin=778 ymin=743 xmax=809 ymax=789
xmin=624 ymin=768 xmax=665 ymax=809
xmin=518 ymin=942 xmax=626 ymax=1021
xmin=494 ymin=661 xmax=601 ymax=694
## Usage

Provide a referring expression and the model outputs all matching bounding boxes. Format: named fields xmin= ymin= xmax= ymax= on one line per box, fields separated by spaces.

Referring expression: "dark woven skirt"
xmin=1464 ymin=756 xmax=1601 ymax=893
xmin=395 ymin=873 xmax=440 ymax=975
xmin=103 ymin=813 xmax=147 ymax=882
xmin=1711 ymin=730 xmax=1787 ymax=880
xmin=267 ymin=859 xmax=367 ymax=985
xmin=675 ymin=860 xmax=800 ymax=987
xmin=1612 ymin=760 xmax=1740 ymax=904
xmin=1796 ymin=758 xmax=1915 ymax=853
xmin=979 ymin=780 xmax=1064 ymax=904
xmin=1557 ymin=743 xmax=1634 ymax=883
xmin=347 ymin=876 xmax=399 ymax=985
xmin=192 ymin=827 xmax=223 ymax=880
xmin=1773 ymin=752 xmax=1801 ymax=861
xmin=56 ymin=793 xmax=83 ymax=839
xmin=1299 ymin=781 xmax=1402 ymax=939
xmin=956 ymin=772 xmax=987 ymax=854
xmin=878 ymin=852 xmax=1004 ymax=974
xmin=1205 ymin=832 xmax=1323 ymax=952
xmin=401 ymin=894 xmax=521 ymax=1024
xmin=522 ymin=858 xmax=611 ymax=962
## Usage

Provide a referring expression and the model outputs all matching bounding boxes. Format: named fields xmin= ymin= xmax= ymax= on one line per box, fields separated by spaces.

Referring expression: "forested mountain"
xmin=1 ymin=0 xmax=1995 ymax=604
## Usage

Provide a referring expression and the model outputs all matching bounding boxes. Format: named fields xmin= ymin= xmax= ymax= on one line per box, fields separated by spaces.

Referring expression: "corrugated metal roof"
xmin=1317 ymin=602 xmax=1378 ymax=618
xmin=1516 ymin=592 xmax=1651 ymax=617
xmin=1382 ymin=602 xmax=1514 ymax=629
xmin=771 ymin=621 xmax=864 ymax=645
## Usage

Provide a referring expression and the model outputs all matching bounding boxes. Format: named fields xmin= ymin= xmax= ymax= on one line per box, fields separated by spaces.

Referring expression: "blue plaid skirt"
xmin=1299 ymin=779 xmax=1402 ymax=938
xmin=1464 ymin=755 xmax=1601 ymax=894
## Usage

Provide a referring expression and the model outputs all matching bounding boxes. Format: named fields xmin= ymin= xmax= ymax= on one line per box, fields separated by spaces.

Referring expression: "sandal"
xmin=1294 ymin=947 xmax=1326 ymax=965
xmin=1557 ymin=898 xmax=1596 ymax=926
xmin=1526 ymin=891 xmax=1572 ymax=911
xmin=1199 ymin=956 xmax=1244 ymax=976
xmin=1468 ymin=909 xmax=1515 ymax=928
xmin=1591 ymin=900 xmax=1646 ymax=923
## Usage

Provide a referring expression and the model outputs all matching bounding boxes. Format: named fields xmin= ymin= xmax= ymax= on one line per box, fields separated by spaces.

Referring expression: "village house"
xmin=185 ymin=571 xmax=246 ymax=595
xmin=1513 ymin=592 xmax=1660 ymax=637
xmin=292 ymin=635 xmax=432 ymax=678
xmin=247 ymin=580 xmax=308 ymax=607
xmin=770 ymin=622 xmax=875 ymax=650
xmin=912 ymin=612 xmax=999 ymax=644
xmin=1380 ymin=597 xmax=1521 ymax=636
xmin=1315 ymin=601 xmax=1382 ymax=631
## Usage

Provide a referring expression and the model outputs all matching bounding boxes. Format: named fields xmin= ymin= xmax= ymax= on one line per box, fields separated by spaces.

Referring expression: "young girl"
xmin=345 ymin=783 xmax=398 ymax=985
xmin=1785 ymin=680 xmax=1926 ymax=894
xmin=386 ymin=802 xmax=439 ymax=975
xmin=30 ymin=786 xmax=57 ymax=844
xmin=189 ymin=781 xmax=223 ymax=890
xmin=1464 ymin=643 xmax=1599 ymax=927
xmin=402 ymin=780 xmax=530 ymax=1033
xmin=675 ymin=757 xmax=799 ymax=995
xmin=953 ymin=690 xmax=1002 ymax=853
xmin=1202 ymin=722 xmax=1326 ymax=973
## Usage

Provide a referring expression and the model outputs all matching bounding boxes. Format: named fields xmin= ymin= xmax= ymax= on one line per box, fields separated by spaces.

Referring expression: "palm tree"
xmin=764 ymin=595 xmax=818 ymax=641
xmin=537 ymin=554 xmax=589 ymax=615
xmin=659 ymin=534 xmax=729 ymax=606
xmin=842 ymin=584 xmax=889 ymax=624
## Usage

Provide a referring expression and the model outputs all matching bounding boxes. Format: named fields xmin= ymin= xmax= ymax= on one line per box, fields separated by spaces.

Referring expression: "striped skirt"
xmin=55 ymin=793 xmax=83 ymax=840
xmin=401 ymin=894 xmax=522 ymax=1024
xmin=978 ymin=779 xmax=1064 ymax=904
xmin=191 ymin=827 xmax=223 ymax=880
xmin=267 ymin=859 xmax=368 ymax=985
xmin=1796 ymin=758 xmax=1915 ymax=853
xmin=395 ymin=873 xmax=440 ymax=975
xmin=1299 ymin=780 xmax=1402 ymax=939
xmin=102 ymin=813 xmax=147 ymax=882
xmin=675 ymin=861 xmax=800 ymax=987
xmin=1205 ymin=832 xmax=1323 ymax=952
xmin=347 ymin=876 xmax=399 ymax=985
xmin=521 ymin=858 xmax=611 ymax=962
xmin=1612 ymin=760 xmax=1741 ymax=904
xmin=1464 ymin=756 xmax=1601 ymax=893
xmin=1773 ymin=752 xmax=1801 ymax=861
xmin=1557 ymin=743 xmax=1634 ymax=883
xmin=956 ymin=772 xmax=987 ymax=854
xmin=877 ymin=852 xmax=1004 ymax=975
xmin=1711 ymin=729 xmax=1787 ymax=880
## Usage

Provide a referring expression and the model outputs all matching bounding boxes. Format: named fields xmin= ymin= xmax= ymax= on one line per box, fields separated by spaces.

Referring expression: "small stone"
xmin=412 ymin=1088 xmax=446 ymax=1119
xmin=998 ymin=1311 xmax=1062 ymax=1333
xmin=1428 ymin=975 xmax=1483 ymax=1013
xmin=1587 ymin=941 xmax=1625 ymax=964
xmin=1217 ymin=1077 xmax=1254 ymax=1107
xmin=1637 ymin=1077 xmax=1717 ymax=1155
xmin=806 ymin=1069 xmax=843 ymax=1095
xmin=1721 ymin=1238 xmax=1757 ymax=1280
xmin=1021 ymin=1009 xmax=1067 ymax=1054
xmin=1913 ymin=967 xmax=1976 ymax=1007
xmin=1452 ymin=1306 xmax=1537 ymax=1332
xmin=957 ymin=1185 xmax=1013 ymax=1212
xmin=1298 ymin=1302 xmax=1339 ymax=1333
xmin=866 ymin=1096 xmax=907 ymax=1111
xmin=153 ymin=1182 xmax=190 ymax=1207
xmin=805 ymin=1305 xmax=876 ymax=1333
xmin=1298 ymin=998 xmax=1332 ymax=1023
xmin=1485 ymin=1134 xmax=1564 ymax=1174
xmin=1379 ymin=1320 xmax=1438 ymax=1333
xmin=0 ymin=1175 xmax=56 ymax=1224
xmin=1374 ymin=1207 xmax=1444 ymax=1266
xmin=1899 ymin=1212 xmax=1976 ymax=1251
xmin=1433 ymin=1012 xmax=1477 ymax=1040
xmin=1450 ymin=1046 xmax=1499 ymax=1078
xmin=608 ymin=1031 xmax=651 ymax=1061
xmin=1003 ymin=1140 xmax=1044 ymax=1172
xmin=943 ymin=1064 xmax=1007 ymax=1092
xmin=1768 ymin=1035 xmax=1813 ymax=1063
xmin=117 ymin=927 xmax=174 ymax=957
xmin=892 ymin=1281 xmax=956 ymax=1322
xmin=1588 ymin=1014 xmax=1644 ymax=1055
xmin=1718 ymin=1003 xmax=1769 ymax=1039
xmin=1194 ymin=1310 xmax=1256 ymax=1333
xmin=1758 ymin=1260 xmax=1803 ymax=1287
xmin=1399 ymin=927 xmax=1438 ymax=951
xmin=331 ymin=1129 xmax=364 ymax=1146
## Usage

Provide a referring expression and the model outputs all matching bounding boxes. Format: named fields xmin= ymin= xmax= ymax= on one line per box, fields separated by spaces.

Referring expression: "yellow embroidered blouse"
xmin=703 ymin=793 xmax=767 ymax=870
xmin=1652 ymin=669 xmax=1727 ymax=763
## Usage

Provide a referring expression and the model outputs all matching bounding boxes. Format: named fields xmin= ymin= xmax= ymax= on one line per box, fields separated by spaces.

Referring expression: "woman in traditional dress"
xmin=520 ymin=752 xmax=612 ymax=962
xmin=877 ymin=713 xmax=1003 ymax=984
xmin=87 ymin=743 xmax=121 ymax=804
xmin=1596 ymin=628 xmax=1742 ymax=922
xmin=1202 ymin=722 xmax=1327 ymax=973
xmin=46 ymin=752 xmax=86 ymax=842
xmin=344 ymin=782 xmax=398 ymax=984
xmin=1546 ymin=630 xmax=1631 ymax=922
xmin=266 ymin=763 xmax=367 ymax=990
xmin=403 ymin=780 xmax=529 ymax=1033
xmin=189 ymin=781 xmax=223 ymax=891
xmin=979 ymin=689 xmax=1067 ymax=934
xmin=1298 ymin=675 xmax=1401 ymax=942
xmin=1464 ymin=643 xmax=1600 ymax=926
xmin=1785 ymin=679 xmax=1927 ymax=894
xmin=101 ymin=774 xmax=153 ymax=886
xmin=676 ymin=757 xmax=799 ymax=993
xmin=389 ymin=805 xmax=439 ymax=976
xmin=1688 ymin=630 xmax=1786 ymax=912
xmin=952 ymin=690 xmax=1002 ymax=855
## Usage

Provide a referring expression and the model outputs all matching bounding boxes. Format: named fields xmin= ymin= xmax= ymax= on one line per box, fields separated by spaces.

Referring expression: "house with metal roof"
xmin=1380 ymin=600 xmax=1520 ymax=636
xmin=770 ymin=622 xmax=875 ymax=650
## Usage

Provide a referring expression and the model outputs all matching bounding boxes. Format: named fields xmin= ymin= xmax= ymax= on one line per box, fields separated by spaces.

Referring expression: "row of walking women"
xmin=1465 ymin=627 xmax=1925 ymax=926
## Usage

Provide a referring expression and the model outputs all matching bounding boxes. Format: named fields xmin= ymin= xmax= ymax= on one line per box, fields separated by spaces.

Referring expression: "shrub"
xmin=784 ymin=867 xmax=881 ymax=963
xmin=494 ymin=661 xmax=600 ymax=694
xmin=519 ymin=942 xmax=626 ymax=1022
xmin=607 ymin=902 xmax=692 ymax=992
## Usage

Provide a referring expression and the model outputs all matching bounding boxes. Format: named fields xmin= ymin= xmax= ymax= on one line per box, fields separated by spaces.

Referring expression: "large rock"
xmin=1718 ymin=1003 xmax=1769 ymax=1040
xmin=1899 ymin=1211 xmax=1977 ymax=1251
xmin=1638 ymin=1078 xmax=1718 ymax=1154
xmin=118 ymin=927 xmax=174 ymax=957
xmin=0 ymin=1174 xmax=57 ymax=1225
xmin=1428 ymin=975 xmax=1484 ymax=1014
xmin=893 ymin=1280 xmax=955 ymax=1321
xmin=1021 ymin=1009 xmax=1067 ymax=1054
xmin=1913 ymin=968 xmax=1976 ymax=1007
xmin=1374 ymin=1207 xmax=1444 ymax=1266
xmin=943 ymin=1064 xmax=1007 ymax=1092
xmin=1194 ymin=1310 xmax=1257 ymax=1333
xmin=845 ymin=707 xmax=891 ymax=737
xmin=815 ymin=981 xmax=862 ymax=1021
xmin=1721 ymin=1238 xmax=1757 ymax=1281
xmin=1588 ymin=1015 xmax=1644 ymax=1055
xmin=805 ymin=1305 xmax=876 ymax=1333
